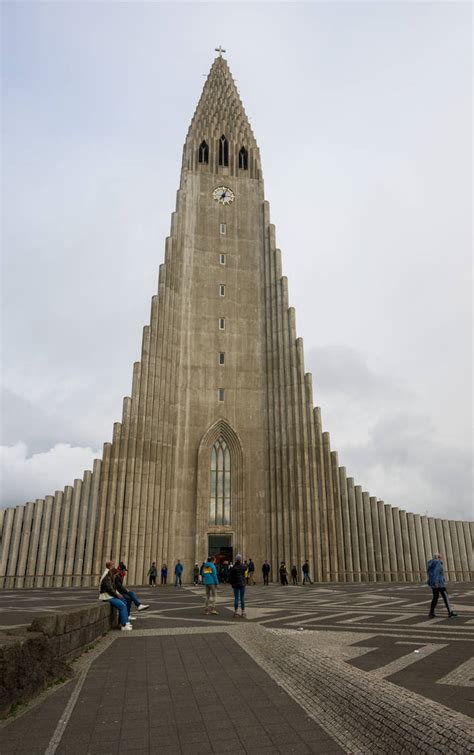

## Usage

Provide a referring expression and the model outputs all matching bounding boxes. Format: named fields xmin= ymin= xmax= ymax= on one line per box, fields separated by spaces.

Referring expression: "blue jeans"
xmin=121 ymin=591 xmax=140 ymax=615
xmin=108 ymin=597 xmax=128 ymax=626
xmin=175 ymin=574 xmax=182 ymax=586
xmin=233 ymin=586 xmax=245 ymax=611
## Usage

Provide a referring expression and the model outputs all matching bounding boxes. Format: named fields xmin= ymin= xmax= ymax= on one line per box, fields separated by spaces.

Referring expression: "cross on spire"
xmin=215 ymin=45 xmax=226 ymax=57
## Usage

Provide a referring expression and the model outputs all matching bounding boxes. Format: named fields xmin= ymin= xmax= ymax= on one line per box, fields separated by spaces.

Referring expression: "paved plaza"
xmin=0 ymin=582 xmax=473 ymax=753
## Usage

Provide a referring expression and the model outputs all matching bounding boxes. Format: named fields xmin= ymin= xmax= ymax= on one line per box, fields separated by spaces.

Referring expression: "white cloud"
xmin=0 ymin=443 xmax=100 ymax=508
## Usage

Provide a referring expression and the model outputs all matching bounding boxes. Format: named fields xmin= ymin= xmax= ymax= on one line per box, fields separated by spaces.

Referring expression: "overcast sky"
xmin=1 ymin=2 xmax=472 ymax=521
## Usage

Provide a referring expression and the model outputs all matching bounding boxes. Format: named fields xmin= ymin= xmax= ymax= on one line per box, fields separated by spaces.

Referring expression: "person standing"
xmin=291 ymin=564 xmax=298 ymax=585
xmin=174 ymin=560 xmax=184 ymax=587
xmin=279 ymin=561 xmax=288 ymax=586
xmin=147 ymin=561 xmax=158 ymax=587
xmin=262 ymin=560 xmax=271 ymax=585
xmin=202 ymin=556 xmax=219 ymax=615
xmin=247 ymin=558 xmax=256 ymax=585
xmin=302 ymin=560 xmax=313 ymax=585
xmin=229 ymin=554 xmax=247 ymax=618
xmin=160 ymin=563 xmax=168 ymax=585
xmin=427 ymin=553 xmax=458 ymax=618
xmin=193 ymin=563 xmax=200 ymax=585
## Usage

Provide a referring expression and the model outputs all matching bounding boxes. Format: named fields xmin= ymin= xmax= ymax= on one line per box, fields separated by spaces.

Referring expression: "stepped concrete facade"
xmin=1 ymin=56 xmax=472 ymax=587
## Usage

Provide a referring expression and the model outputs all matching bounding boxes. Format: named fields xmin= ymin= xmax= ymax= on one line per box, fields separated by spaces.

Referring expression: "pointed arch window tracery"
xmin=238 ymin=146 xmax=248 ymax=170
xmin=209 ymin=436 xmax=231 ymax=525
xmin=219 ymin=135 xmax=229 ymax=167
xmin=198 ymin=140 xmax=209 ymax=164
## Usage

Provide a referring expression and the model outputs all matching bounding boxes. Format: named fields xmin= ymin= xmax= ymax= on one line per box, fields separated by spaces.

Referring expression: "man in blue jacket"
xmin=174 ymin=560 xmax=184 ymax=587
xmin=202 ymin=556 xmax=219 ymax=615
xmin=427 ymin=553 xmax=458 ymax=618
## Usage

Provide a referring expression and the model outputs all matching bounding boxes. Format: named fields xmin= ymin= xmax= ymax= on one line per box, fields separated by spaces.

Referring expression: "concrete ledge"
xmin=0 ymin=603 xmax=115 ymax=717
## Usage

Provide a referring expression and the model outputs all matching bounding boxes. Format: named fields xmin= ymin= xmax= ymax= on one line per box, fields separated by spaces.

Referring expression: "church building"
xmin=0 ymin=54 xmax=472 ymax=587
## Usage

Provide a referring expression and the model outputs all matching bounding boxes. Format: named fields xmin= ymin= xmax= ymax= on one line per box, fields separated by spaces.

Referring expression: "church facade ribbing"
xmin=1 ymin=56 xmax=472 ymax=587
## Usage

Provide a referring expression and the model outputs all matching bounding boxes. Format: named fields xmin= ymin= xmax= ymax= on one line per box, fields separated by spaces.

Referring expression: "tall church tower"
xmin=1 ymin=55 xmax=472 ymax=588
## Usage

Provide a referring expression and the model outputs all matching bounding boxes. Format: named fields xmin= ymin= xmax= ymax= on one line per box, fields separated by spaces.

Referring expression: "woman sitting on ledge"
xmin=99 ymin=566 xmax=132 ymax=631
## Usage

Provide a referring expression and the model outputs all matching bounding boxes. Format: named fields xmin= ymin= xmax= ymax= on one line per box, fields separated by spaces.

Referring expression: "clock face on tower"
xmin=213 ymin=186 xmax=235 ymax=205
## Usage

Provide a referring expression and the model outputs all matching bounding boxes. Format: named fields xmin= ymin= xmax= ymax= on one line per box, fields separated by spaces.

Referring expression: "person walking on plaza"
xmin=193 ymin=563 xmax=200 ymax=585
xmin=248 ymin=558 xmax=256 ymax=585
xmin=291 ymin=564 xmax=298 ymax=585
xmin=147 ymin=561 xmax=158 ymax=587
xmin=427 ymin=554 xmax=458 ymax=618
xmin=160 ymin=563 xmax=168 ymax=585
xmin=302 ymin=560 xmax=313 ymax=585
xmin=114 ymin=563 xmax=149 ymax=619
xmin=99 ymin=566 xmax=131 ymax=631
xmin=202 ymin=556 xmax=219 ymax=615
xmin=262 ymin=560 xmax=271 ymax=585
xmin=174 ymin=560 xmax=184 ymax=587
xmin=229 ymin=554 xmax=247 ymax=618
xmin=279 ymin=561 xmax=288 ymax=586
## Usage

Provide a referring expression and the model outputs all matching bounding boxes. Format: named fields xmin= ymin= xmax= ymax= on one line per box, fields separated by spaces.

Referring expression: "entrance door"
xmin=208 ymin=534 xmax=233 ymax=566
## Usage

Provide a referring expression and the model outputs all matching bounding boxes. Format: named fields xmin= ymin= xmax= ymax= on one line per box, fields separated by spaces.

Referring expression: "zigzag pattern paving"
xmin=0 ymin=584 xmax=472 ymax=753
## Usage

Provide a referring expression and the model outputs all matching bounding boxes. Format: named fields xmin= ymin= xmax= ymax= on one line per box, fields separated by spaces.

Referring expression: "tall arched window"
xmin=238 ymin=146 xmax=248 ymax=170
xmin=209 ymin=436 xmax=231 ymax=525
xmin=219 ymin=135 xmax=229 ymax=167
xmin=198 ymin=140 xmax=209 ymax=164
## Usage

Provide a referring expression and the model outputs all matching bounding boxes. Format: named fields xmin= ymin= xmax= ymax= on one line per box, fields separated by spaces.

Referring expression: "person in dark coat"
xmin=279 ymin=562 xmax=288 ymax=586
xmin=427 ymin=554 xmax=458 ymax=618
xmin=114 ymin=563 xmax=149 ymax=620
xmin=291 ymin=564 xmax=298 ymax=585
xmin=147 ymin=561 xmax=157 ymax=586
xmin=229 ymin=554 xmax=247 ymax=618
xmin=262 ymin=560 xmax=271 ymax=585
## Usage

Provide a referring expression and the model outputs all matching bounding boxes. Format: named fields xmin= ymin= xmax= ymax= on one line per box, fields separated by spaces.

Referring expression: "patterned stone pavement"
xmin=0 ymin=583 xmax=473 ymax=753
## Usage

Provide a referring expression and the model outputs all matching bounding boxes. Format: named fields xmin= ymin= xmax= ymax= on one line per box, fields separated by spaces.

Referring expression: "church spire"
xmin=184 ymin=55 xmax=261 ymax=178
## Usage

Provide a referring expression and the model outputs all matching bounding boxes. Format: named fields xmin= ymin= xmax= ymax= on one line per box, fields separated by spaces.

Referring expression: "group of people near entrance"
xmin=99 ymin=552 xmax=458 ymax=628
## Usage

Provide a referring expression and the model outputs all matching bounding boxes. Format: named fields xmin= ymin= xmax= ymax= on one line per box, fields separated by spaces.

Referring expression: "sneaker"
xmin=449 ymin=612 xmax=459 ymax=618
xmin=121 ymin=624 xmax=133 ymax=631
xmin=241 ymin=611 xmax=247 ymax=619
xmin=233 ymin=611 xmax=240 ymax=618
xmin=128 ymin=616 xmax=137 ymax=621
xmin=210 ymin=609 xmax=219 ymax=615
xmin=428 ymin=613 xmax=436 ymax=619
xmin=138 ymin=604 xmax=149 ymax=611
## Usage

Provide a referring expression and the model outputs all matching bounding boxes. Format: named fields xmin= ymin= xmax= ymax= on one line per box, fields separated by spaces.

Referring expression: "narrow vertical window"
xmin=218 ymin=388 xmax=225 ymax=402
xmin=219 ymin=318 xmax=225 ymax=330
xmin=219 ymin=352 xmax=225 ymax=365
xmin=198 ymin=141 xmax=209 ymax=164
xmin=209 ymin=436 xmax=231 ymax=525
xmin=219 ymin=284 xmax=225 ymax=297
xmin=238 ymin=146 xmax=248 ymax=170
xmin=219 ymin=223 xmax=226 ymax=235
xmin=220 ymin=254 xmax=226 ymax=265
xmin=219 ymin=135 xmax=229 ymax=167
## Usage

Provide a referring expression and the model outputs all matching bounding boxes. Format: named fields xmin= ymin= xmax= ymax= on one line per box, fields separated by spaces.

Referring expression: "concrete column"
xmin=461 ymin=521 xmax=473 ymax=580
xmin=391 ymin=508 xmax=406 ymax=581
xmin=5 ymin=506 xmax=24 ymax=589
xmin=455 ymin=520 xmax=470 ymax=581
xmin=35 ymin=495 xmax=53 ymax=588
xmin=15 ymin=502 xmax=35 ymax=588
xmin=347 ymin=478 xmax=360 ymax=582
xmin=314 ymin=408 xmax=330 ymax=580
xmin=339 ymin=467 xmax=353 ymax=582
xmin=370 ymin=497 xmax=383 ymax=581
xmin=428 ymin=517 xmax=439 ymax=555
xmin=399 ymin=511 xmax=412 ymax=582
xmin=25 ymin=499 xmax=44 ymax=588
xmin=72 ymin=470 xmax=93 ymax=586
xmin=83 ymin=459 xmax=102 ymax=587
xmin=304 ymin=374 xmax=319 ymax=582
xmin=420 ymin=516 xmax=432 ymax=574
xmin=112 ymin=395 xmax=133 ymax=566
xmin=103 ymin=423 xmax=122 ymax=563
xmin=54 ymin=486 xmax=73 ymax=586
xmin=44 ymin=491 xmax=63 ymax=587
xmin=123 ymin=362 xmax=142 ymax=581
xmin=322 ymin=433 xmax=338 ymax=580
xmin=362 ymin=492 xmax=375 ymax=581
xmin=441 ymin=519 xmax=456 ymax=581
xmin=377 ymin=501 xmax=390 ymax=582
xmin=449 ymin=520 xmax=463 ymax=582
xmin=355 ymin=486 xmax=368 ymax=581
xmin=0 ymin=507 xmax=15 ymax=588
xmin=92 ymin=443 xmax=112 ymax=582
xmin=64 ymin=479 xmax=82 ymax=587
xmin=407 ymin=513 xmax=420 ymax=582
xmin=384 ymin=505 xmax=398 ymax=582
xmin=330 ymin=451 xmax=345 ymax=581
